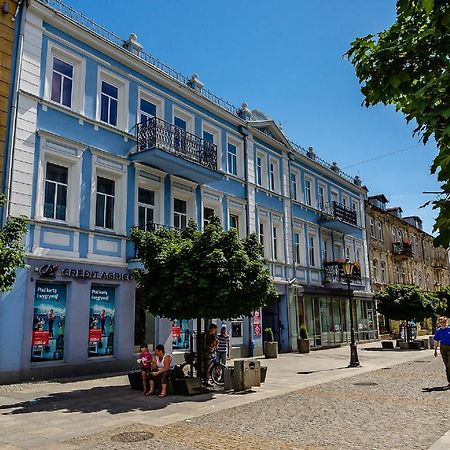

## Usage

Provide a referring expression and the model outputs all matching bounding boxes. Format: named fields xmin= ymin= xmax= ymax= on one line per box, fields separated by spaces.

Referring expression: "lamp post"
xmin=342 ymin=258 xmax=360 ymax=368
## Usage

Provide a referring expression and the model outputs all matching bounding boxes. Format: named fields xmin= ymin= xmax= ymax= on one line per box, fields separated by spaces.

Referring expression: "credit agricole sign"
xmin=34 ymin=264 xmax=135 ymax=281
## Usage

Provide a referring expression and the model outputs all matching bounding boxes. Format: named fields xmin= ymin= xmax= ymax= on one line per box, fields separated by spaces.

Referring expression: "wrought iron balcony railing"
xmin=392 ymin=242 xmax=413 ymax=257
xmin=136 ymin=117 xmax=218 ymax=171
xmin=323 ymin=261 xmax=363 ymax=285
xmin=321 ymin=202 xmax=358 ymax=227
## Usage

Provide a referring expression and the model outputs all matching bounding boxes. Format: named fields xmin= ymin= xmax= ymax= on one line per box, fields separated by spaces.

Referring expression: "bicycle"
xmin=209 ymin=351 xmax=227 ymax=386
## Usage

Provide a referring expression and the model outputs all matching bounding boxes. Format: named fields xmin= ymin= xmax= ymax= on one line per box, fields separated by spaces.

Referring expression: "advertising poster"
xmin=253 ymin=309 xmax=262 ymax=337
xmin=88 ymin=286 xmax=115 ymax=357
xmin=31 ymin=282 xmax=66 ymax=362
xmin=172 ymin=319 xmax=190 ymax=349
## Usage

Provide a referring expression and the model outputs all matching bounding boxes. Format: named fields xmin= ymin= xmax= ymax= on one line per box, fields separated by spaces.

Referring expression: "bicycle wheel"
xmin=210 ymin=362 xmax=226 ymax=386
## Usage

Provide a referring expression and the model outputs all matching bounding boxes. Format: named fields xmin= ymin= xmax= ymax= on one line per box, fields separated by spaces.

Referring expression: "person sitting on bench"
xmin=148 ymin=344 xmax=174 ymax=398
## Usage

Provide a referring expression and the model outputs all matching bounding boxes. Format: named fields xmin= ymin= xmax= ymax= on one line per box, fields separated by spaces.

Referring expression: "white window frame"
xmin=36 ymin=135 xmax=83 ymax=228
xmin=256 ymin=150 xmax=267 ymax=188
xmin=228 ymin=201 xmax=246 ymax=237
xmin=44 ymin=43 xmax=86 ymax=114
xmin=373 ymin=259 xmax=378 ymax=282
xmin=172 ymin=106 xmax=195 ymax=134
xmin=258 ymin=213 xmax=270 ymax=258
xmin=318 ymin=183 xmax=327 ymax=210
xmin=308 ymin=234 xmax=316 ymax=268
xmin=370 ymin=218 xmax=375 ymax=238
xmin=90 ymin=153 xmax=128 ymax=235
xmin=272 ymin=220 xmax=283 ymax=262
xmin=304 ymin=176 xmax=315 ymax=207
xmin=201 ymin=122 xmax=221 ymax=158
xmin=43 ymin=162 xmax=69 ymax=222
xmin=331 ymin=190 xmax=339 ymax=205
xmin=268 ymin=158 xmax=280 ymax=193
xmin=96 ymin=68 xmax=129 ymax=131
xmin=342 ymin=194 xmax=350 ymax=209
xmin=226 ymin=134 xmax=244 ymax=179
xmin=381 ymin=261 xmax=386 ymax=283
xmin=171 ymin=181 xmax=195 ymax=229
xmin=351 ymin=200 xmax=359 ymax=225
xmin=202 ymin=191 xmax=222 ymax=229
xmin=136 ymin=170 xmax=163 ymax=229
xmin=138 ymin=88 xmax=164 ymax=123
xmin=290 ymin=169 xmax=300 ymax=201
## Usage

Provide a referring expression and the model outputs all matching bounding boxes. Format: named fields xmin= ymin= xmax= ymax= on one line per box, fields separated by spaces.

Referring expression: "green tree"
xmin=131 ymin=216 xmax=278 ymax=370
xmin=376 ymin=284 xmax=436 ymax=340
xmin=0 ymin=194 xmax=28 ymax=292
xmin=346 ymin=0 xmax=450 ymax=247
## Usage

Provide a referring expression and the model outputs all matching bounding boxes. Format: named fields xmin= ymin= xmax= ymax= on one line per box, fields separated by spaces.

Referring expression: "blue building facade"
xmin=0 ymin=0 xmax=375 ymax=382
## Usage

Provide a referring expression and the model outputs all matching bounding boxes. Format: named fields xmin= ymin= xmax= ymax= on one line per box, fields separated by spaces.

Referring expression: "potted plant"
xmin=298 ymin=326 xmax=310 ymax=353
xmin=263 ymin=327 xmax=278 ymax=359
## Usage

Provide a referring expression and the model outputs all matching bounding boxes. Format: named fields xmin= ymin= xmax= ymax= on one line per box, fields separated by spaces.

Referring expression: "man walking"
xmin=217 ymin=326 xmax=230 ymax=365
xmin=433 ymin=316 xmax=450 ymax=386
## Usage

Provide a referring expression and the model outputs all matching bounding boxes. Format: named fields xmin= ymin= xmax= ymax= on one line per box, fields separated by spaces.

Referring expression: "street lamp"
xmin=342 ymin=258 xmax=360 ymax=368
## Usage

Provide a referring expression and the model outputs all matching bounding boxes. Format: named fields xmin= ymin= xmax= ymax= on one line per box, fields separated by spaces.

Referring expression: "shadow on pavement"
xmin=0 ymin=385 xmax=214 ymax=416
xmin=422 ymin=385 xmax=450 ymax=392
xmin=297 ymin=366 xmax=348 ymax=375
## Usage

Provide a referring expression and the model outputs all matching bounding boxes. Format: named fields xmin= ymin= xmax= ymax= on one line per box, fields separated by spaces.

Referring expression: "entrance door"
xmin=320 ymin=299 xmax=330 ymax=346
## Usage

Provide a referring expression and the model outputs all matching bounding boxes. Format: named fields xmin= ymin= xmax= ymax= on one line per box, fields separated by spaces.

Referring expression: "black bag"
xmin=128 ymin=370 xmax=143 ymax=390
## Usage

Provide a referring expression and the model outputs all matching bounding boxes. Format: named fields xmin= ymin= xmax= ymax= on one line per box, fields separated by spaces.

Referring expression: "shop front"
xmin=298 ymin=291 xmax=377 ymax=349
xmin=0 ymin=258 xmax=136 ymax=384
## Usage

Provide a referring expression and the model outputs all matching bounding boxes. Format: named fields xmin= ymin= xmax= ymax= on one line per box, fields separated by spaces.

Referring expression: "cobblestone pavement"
xmin=65 ymin=356 xmax=450 ymax=450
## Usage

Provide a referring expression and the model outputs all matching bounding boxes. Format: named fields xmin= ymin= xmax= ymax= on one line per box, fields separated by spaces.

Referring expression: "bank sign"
xmin=35 ymin=264 xmax=134 ymax=281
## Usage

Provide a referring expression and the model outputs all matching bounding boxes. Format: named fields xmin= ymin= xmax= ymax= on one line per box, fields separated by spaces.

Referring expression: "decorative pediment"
xmin=248 ymin=109 xmax=290 ymax=147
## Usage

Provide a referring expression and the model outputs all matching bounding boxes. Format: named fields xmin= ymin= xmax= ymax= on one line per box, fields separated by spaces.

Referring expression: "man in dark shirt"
xmin=433 ymin=316 xmax=450 ymax=385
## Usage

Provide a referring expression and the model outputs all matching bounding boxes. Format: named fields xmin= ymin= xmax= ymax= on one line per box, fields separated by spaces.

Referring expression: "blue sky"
xmin=62 ymin=0 xmax=441 ymax=233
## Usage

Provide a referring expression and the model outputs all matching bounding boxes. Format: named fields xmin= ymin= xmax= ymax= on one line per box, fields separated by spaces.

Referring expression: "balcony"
xmin=130 ymin=117 xmax=223 ymax=184
xmin=433 ymin=258 xmax=448 ymax=270
xmin=323 ymin=261 xmax=365 ymax=289
xmin=392 ymin=241 xmax=413 ymax=259
xmin=320 ymin=202 xmax=358 ymax=234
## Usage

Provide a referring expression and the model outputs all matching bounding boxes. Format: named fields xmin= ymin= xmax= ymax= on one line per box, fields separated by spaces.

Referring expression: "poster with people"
xmin=172 ymin=319 xmax=190 ymax=349
xmin=31 ymin=282 xmax=66 ymax=362
xmin=88 ymin=286 xmax=115 ymax=357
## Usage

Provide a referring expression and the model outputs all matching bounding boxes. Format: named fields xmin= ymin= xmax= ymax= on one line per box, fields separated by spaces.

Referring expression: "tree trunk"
xmin=196 ymin=317 xmax=203 ymax=380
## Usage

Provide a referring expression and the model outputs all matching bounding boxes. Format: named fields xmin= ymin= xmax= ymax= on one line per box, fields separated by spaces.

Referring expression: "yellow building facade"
xmin=366 ymin=194 xmax=450 ymax=335
xmin=0 ymin=0 xmax=17 ymax=188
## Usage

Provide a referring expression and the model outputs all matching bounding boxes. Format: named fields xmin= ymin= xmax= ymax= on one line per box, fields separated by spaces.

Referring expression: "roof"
xmin=368 ymin=194 xmax=389 ymax=204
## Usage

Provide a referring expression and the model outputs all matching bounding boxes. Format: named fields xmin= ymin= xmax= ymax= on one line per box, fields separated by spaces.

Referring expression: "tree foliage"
xmin=0 ymin=194 xmax=28 ymax=292
xmin=434 ymin=286 xmax=450 ymax=316
xmin=376 ymin=284 xmax=436 ymax=322
xmin=346 ymin=0 xmax=450 ymax=247
xmin=130 ymin=216 xmax=278 ymax=321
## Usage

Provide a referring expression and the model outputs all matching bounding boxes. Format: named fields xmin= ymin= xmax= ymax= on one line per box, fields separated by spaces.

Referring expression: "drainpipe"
xmin=3 ymin=0 xmax=27 ymax=222
xmin=238 ymin=124 xmax=253 ymax=356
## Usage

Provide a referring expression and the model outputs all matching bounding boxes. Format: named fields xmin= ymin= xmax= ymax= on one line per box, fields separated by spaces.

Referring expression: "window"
xmin=95 ymin=176 xmax=115 ymax=229
xmin=378 ymin=221 xmax=384 ymax=241
xmin=308 ymin=236 xmax=316 ymax=267
xmin=51 ymin=57 xmax=73 ymax=108
xmin=370 ymin=218 xmax=375 ymax=238
xmin=381 ymin=261 xmax=386 ymax=283
xmin=322 ymin=239 xmax=329 ymax=262
xmin=272 ymin=226 xmax=278 ymax=260
xmin=392 ymin=226 xmax=397 ymax=242
xmin=140 ymin=98 xmax=156 ymax=123
xmin=342 ymin=196 xmax=348 ymax=208
xmin=174 ymin=116 xmax=187 ymax=130
xmin=304 ymin=179 xmax=312 ymax=206
xmin=227 ymin=143 xmax=237 ymax=176
xmin=256 ymin=156 xmax=262 ymax=186
xmin=294 ymin=233 xmax=301 ymax=264
xmin=290 ymin=173 xmax=297 ymax=200
xmin=203 ymin=131 xmax=214 ymax=144
xmin=345 ymin=246 xmax=351 ymax=259
xmin=44 ymin=162 xmax=68 ymax=221
xmin=203 ymin=207 xmax=215 ymax=228
xmin=269 ymin=162 xmax=275 ymax=191
xmin=318 ymin=185 xmax=325 ymax=210
xmin=373 ymin=259 xmax=378 ymax=282
xmin=331 ymin=191 xmax=339 ymax=204
xmin=259 ymin=222 xmax=264 ymax=245
xmin=174 ymin=198 xmax=187 ymax=229
xmin=100 ymin=81 xmax=118 ymax=126
xmin=395 ymin=266 xmax=400 ymax=283
xmin=229 ymin=213 xmax=239 ymax=231
xmin=352 ymin=201 xmax=359 ymax=225
xmin=138 ymin=187 xmax=154 ymax=230
xmin=401 ymin=267 xmax=406 ymax=284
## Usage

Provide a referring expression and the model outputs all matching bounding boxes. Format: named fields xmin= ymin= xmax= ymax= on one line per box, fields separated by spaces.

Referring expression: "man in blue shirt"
xmin=433 ymin=316 xmax=450 ymax=385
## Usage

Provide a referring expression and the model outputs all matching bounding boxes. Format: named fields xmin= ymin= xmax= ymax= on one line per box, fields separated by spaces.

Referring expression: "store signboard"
xmin=88 ymin=286 xmax=115 ymax=357
xmin=31 ymin=282 xmax=66 ymax=362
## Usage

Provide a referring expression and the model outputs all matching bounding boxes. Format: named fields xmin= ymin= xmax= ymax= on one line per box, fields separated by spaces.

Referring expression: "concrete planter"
xmin=264 ymin=341 xmax=278 ymax=359
xmin=298 ymin=338 xmax=310 ymax=354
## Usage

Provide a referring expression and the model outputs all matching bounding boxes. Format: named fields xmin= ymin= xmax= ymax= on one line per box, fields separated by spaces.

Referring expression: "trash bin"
xmin=223 ymin=366 xmax=234 ymax=391
xmin=233 ymin=359 xmax=261 ymax=391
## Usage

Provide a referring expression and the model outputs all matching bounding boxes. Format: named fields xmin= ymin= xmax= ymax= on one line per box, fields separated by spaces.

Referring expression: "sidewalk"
xmin=0 ymin=341 xmax=439 ymax=449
